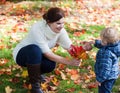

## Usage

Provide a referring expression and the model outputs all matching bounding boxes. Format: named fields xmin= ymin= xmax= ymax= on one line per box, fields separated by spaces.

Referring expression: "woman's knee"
xmin=27 ymin=45 xmax=42 ymax=57
xmin=47 ymin=62 xmax=56 ymax=72
xmin=26 ymin=45 xmax=43 ymax=64
xmin=41 ymin=61 xmax=56 ymax=74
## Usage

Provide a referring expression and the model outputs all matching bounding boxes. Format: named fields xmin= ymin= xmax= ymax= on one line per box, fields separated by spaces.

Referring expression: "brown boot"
xmin=27 ymin=64 xmax=43 ymax=93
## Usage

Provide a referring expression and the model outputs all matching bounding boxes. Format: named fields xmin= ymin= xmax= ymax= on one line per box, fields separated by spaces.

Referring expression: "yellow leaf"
xmin=5 ymin=86 xmax=12 ymax=93
xmin=21 ymin=70 xmax=28 ymax=78
xmin=60 ymin=71 xmax=67 ymax=80
xmin=81 ymin=84 xmax=87 ymax=89
xmin=41 ymin=82 xmax=48 ymax=90
xmin=85 ymin=79 xmax=90 ymax=83
xmin=78 ymin=52 xmax=89 ymax=60
xmin=51 ymin=77 xmax=59 ymax=86
xmin=89 ymin=70 xmax=96 ymax=78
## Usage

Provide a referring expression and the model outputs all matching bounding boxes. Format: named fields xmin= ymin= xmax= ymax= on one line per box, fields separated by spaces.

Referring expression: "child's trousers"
xmin=98 ymin=79 xmax=116 ymax=93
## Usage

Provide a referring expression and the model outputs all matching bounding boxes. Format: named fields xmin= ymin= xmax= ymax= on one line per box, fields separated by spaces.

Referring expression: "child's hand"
xmin=96 ymin=81 xmax=101 ymax=86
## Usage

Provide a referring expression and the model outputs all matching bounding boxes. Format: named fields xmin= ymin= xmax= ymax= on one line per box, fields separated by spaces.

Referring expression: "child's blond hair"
xmin=100 ymin=27 xmax=120 ymax=45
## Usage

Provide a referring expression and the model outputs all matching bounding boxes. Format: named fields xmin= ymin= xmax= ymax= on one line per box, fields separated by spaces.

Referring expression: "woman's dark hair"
xmin=43 ymin=7 xmax=65 ymax=23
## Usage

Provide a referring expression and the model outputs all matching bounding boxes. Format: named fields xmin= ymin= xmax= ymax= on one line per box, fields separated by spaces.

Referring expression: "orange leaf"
xmin=78 ymin=52 xmax=89 ymax=60
xmin=87 ymin=83 xmax=97 ymax=89
xmin=73 ymin=32 xmax=81 ymax=37
xmin=58 ymin=63 xmax=66 ymax=69
xmin=54 ymin=69 xmax=61 ymax=75
xmin=69 ymin=69 xmax=78 ymax=75
xmin=74 ymin=79 xmax=81 ymax=85
xmin=0 ymin=44 xmax=5 ymax=49
xmin=71 ymin=74 xmax=80 ymax=81
xmin=23 ymin=82 xmax=31 ymax=89
xmin=0 ymin=58 xmax=9 ymax=66
xmin=0 ymin=70 xmax=4 ymax=75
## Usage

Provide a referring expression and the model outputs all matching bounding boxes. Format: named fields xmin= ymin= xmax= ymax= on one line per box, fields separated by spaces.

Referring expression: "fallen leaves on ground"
xmin=0 ymin=0 xmax=120 ymax=92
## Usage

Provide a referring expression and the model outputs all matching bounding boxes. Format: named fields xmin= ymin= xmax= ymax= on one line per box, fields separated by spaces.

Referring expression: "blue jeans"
xmin=16 ymin=44 xmax=56 ymax=74
xmin=98 ymin=79 xmax=116 ymax=93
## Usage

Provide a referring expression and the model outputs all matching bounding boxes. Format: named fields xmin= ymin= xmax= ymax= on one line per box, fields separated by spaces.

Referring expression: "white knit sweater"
xmin=13 ymin=19 xmax=72 ymax=61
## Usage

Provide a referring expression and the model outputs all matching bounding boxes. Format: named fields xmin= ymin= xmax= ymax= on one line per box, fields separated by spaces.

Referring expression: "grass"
xmin=1 ymin=25 xmax=120 ymax=93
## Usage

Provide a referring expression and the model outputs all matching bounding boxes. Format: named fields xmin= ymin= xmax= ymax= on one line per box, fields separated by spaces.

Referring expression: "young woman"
xmin=13 ymin=7 xmax=92 ymax=93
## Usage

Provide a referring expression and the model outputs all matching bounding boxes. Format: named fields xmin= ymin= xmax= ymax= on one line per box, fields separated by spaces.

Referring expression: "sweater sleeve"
xmin=57 ymin=29 xmax=72 ymax=49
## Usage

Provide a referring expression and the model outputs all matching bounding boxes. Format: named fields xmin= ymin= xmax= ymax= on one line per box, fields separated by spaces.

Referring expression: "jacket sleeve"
xmin=115 ymin=42 xmax=120 ymax=57
xmin=94 ymin=40 xmax=103 ymax=49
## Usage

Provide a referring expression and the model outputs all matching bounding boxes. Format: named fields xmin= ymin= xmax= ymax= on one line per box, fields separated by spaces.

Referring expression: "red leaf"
xmin=87 ymin=83 xmax=97 ymax=89
xmin=66 ymin=88 xmax=75 ymax=92
xmin=11 ymin=77 xmax=20 ymax=83
xmin=54 ymin=69 xmax=61 ymax=75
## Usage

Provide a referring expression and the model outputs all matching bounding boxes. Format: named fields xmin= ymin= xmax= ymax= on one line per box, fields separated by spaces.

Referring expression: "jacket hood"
xmin=107 ymin=41 xmax=120 ymax=57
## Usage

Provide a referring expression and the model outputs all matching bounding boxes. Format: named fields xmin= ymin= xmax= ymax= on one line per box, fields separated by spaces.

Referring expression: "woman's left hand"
xmin=82 ymin=42 xmax=93 ymax=51
xmin=67 ymin=58 xmax=81 ymax=66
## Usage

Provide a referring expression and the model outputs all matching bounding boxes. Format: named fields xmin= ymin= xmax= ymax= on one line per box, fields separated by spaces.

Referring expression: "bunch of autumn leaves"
xmin=68 ymin=42 xmax=92 ymax=60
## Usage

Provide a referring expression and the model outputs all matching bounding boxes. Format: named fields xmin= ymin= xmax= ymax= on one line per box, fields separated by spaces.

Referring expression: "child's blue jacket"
xmin=94 ymin=40 xmax=120 ymax=83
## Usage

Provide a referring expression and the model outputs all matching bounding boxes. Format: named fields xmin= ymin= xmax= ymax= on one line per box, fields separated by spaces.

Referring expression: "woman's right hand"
xmin=44 ymin=51 xmax=81 ymax=66
xmin=67 ymin=59 xmax=81 ymax=66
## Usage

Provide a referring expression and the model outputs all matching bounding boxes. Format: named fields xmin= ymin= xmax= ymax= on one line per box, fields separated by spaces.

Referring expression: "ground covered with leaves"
xmin=0 ymin=0 xmax=120 ymax=93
